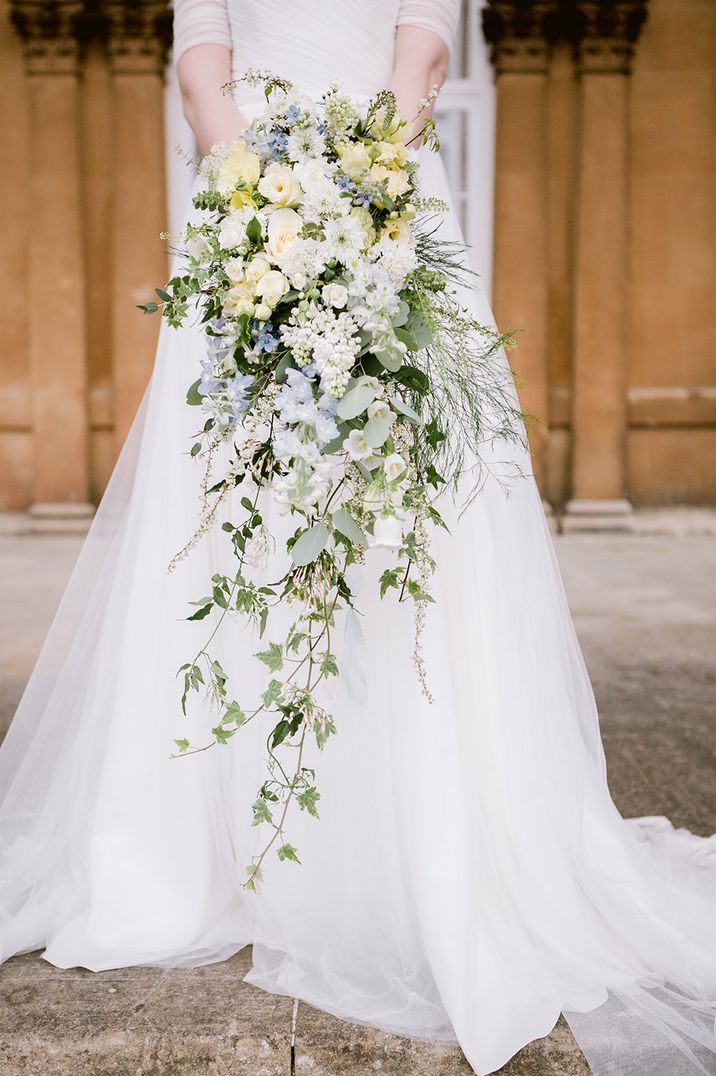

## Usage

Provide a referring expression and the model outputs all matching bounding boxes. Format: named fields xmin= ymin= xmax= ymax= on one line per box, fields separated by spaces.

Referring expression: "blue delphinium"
xmin=267 ymin=129 xmax=289 ymax=157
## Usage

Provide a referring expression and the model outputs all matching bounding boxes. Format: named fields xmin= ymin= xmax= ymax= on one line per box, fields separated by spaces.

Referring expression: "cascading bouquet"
xmin=142 ymin=72 xmax=525 ymax=887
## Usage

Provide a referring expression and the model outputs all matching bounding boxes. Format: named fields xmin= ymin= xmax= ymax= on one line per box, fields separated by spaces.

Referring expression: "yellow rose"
xmin=266 ymin=207 xmax=302 ymax=264
xmin=223 ymin=281 xmax=255 ymax=318
xmin=350 ymin=205 xmax=376 ymax=244
xmin=373 ymin=140 xmax=408 ymax=167
xmin=244 ymin=253 xmax=272 ymax=287
xmin=217 ymin=142 xmax=261 ymax=194
xmin=382 ymin=217 xmax=413 ymax=244
xmin=371 ymin=107 xmax=409 ymax=145
xmin=255 ymin=269 xmax=290 ymax=308
xmin=337 ymin=141 xmax=371 ymax=180
xmin=230 ymin=189 xmax=257 ymax=211
xmin=370 ymin=164 xmax=410 ymax=200
xmin=258 ymin=163 xmax=301 ymax=206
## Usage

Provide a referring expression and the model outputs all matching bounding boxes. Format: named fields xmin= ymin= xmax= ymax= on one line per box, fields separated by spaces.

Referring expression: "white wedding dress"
xmin=1 ymin=2 xmax=715 ymax=1074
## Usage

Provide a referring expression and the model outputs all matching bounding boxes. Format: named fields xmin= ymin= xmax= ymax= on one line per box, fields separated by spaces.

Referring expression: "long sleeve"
xmin=396 ymin=0 xmax=461 ymax=55
xmin=173 ymin=0 xmax=232 ymax=66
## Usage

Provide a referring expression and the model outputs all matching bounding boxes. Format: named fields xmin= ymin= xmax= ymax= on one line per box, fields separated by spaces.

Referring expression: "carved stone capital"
xmin=482 ymin=0 xmax=649 ymax=76
xmin=574 ymin=1 xmax=648 ymax=74
xmin=102 ymin=0 xmax=172 ymax=76
xmin=482 ymin=1 xmax=554 ymax=74
xmin=10 ymin=0 xmax=84 ymax=75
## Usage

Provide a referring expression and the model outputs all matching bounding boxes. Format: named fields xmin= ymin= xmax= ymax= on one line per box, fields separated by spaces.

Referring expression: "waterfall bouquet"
xmin=142 ymin=73 xmax=524 ymax=886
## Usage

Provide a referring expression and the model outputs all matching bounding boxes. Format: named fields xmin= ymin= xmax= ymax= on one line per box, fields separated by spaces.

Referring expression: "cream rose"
xmin=217 ymin=142 xmax=261 ymax=194
xmin=258 ymin=163 xmax=301 ymax=206
xmin=266 ymin=208 xmax=303 ymax=264
xmin=337 ymin=141 xmax=371 ymax=180
xmin=255 ymin=269 xmax=290 ymax=308
xmin=244 ymin=253 xmax=272 ymax=286
xmin=223 ymin=281 xmax=255 ymax=317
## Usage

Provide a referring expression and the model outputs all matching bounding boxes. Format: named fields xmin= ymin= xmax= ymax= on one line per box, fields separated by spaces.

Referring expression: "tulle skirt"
xmin=0 ymin=131 xmax=715 ymax=1075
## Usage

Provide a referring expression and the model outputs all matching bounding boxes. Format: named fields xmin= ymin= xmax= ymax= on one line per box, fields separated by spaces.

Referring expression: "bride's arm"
xmin=177 ymin=45 xmax=247 ymax=155
xmin=389 ymin=25 xmax=449 ymax=137
xmin=173 ymin=0 xmax=246 ymax=154
xmin=391 ymin=0 xmax=460 ymax=137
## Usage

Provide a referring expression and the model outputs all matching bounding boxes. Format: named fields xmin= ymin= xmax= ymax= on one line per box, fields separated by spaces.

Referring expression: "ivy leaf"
xmin=256 ymin=641 xmax=284 ymax=672
xmin=331 ymin=506 xmax=367 ymax=547
xmin=251 ymin=797 xmax=274 ymax=826
xmin=155 ymin=287 xmax=172 ymax=302
xmin=292 ymin=522 xmax=329 ymax=566
xmin=222 ymin=700 xmax=246 ymax=727
xmin=271 ymin=719 xmax=291 ymax=749
xmin=379 ymin=567 xmax=401 ymax=597
xmin=297 ymin=786 xmax=321 ymax=818
xmin=315 ymin=714 xmax=337 ymax=750
xmin=262 ymin=678 xmax=283 ymax=708
xmin=211 ymin=724 xmax=235 ymax=745
xmin=173 ymin=738 xmax=190 ymax=753
xmin=320 ymin=651 xmax=339 ymax=677
xmin=186 ymin=603 xmax=213 ymax=621
xmin=277 ymin=843 xmax=301 ymax=864
xmin=137 ymin=300 xmax=158 ymax=315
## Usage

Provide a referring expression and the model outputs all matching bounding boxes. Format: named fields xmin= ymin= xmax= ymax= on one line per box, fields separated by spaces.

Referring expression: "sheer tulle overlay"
xmin=1 ymin=3 xmax=715 ymax=1073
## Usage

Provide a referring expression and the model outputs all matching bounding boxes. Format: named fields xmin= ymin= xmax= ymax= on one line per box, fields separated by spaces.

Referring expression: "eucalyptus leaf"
xmin=332 ymin=507 xmax=367 ymax=547
xmin=392 ymin=299 xmax=410 ymax=327
xmin=390 ymin=396 xmax=422 ymax=424
xmin=376 ymin=346 xmax=403 ymax=373
xmin=292 ymin=522 xmax=329 ymax=566
xmin=186 ymin=379 xmax=203 ymax=406
xmin=336 ymin=383 xmax=375 ymax=420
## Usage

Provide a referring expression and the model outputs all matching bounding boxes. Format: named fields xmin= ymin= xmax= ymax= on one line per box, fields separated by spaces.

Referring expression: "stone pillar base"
xmin=28 ymin=502 xmax=95 ymax=534
xmin=562 ymin=498 xmax=634 ymax=533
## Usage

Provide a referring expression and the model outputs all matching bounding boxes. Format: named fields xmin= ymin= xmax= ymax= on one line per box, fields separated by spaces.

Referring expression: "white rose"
xmin=296 ymin=160 xmax=333 ymax=195
xmin=223 ymin=256 xmax=245 ymax=283
xmin=254 ymin=302 xmax=272 ymax=321
xmin=218 ymin=215 xmax=247 ymax=250
xmin=371 ymin=513 xmax=404 ymax=549
xmin=322 ymin=283 xmax=348 ymax=309
xmin=258 ymin=163 xmax=301 ymax=206
xmin=255 ymin=269 xmax=290 ymax=308
xmin=266 ymin=207 xmax=303 ymax=264
xmin=244 ymin=253 xmax=272 ymax=287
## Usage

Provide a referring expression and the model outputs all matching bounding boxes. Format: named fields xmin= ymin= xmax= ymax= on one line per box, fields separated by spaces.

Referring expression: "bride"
xmin=1 ymin=2 xmax=714 ymax=1074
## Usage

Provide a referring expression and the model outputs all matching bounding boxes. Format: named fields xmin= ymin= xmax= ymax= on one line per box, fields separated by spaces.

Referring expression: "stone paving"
xmin=0 ymin=526 xmax=714 ymax=1074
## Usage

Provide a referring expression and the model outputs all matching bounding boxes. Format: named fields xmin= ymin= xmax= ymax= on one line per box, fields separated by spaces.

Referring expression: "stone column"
xmin=482 ymin=1 xmax=552 ymax=501
xmin=11 ymin=0 xmax=94 ymax=531
xmin=563 ymin=0 xmax=647 ymax=531
xmin=104 ymin=0 xmax=171 ymax=451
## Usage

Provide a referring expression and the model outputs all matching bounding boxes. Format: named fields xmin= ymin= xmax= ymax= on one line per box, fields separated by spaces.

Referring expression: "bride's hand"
xmin=177 ymin=44 xmax=248 ymax=156
xmin=389 ymin=26 xmax=449 ymax=145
